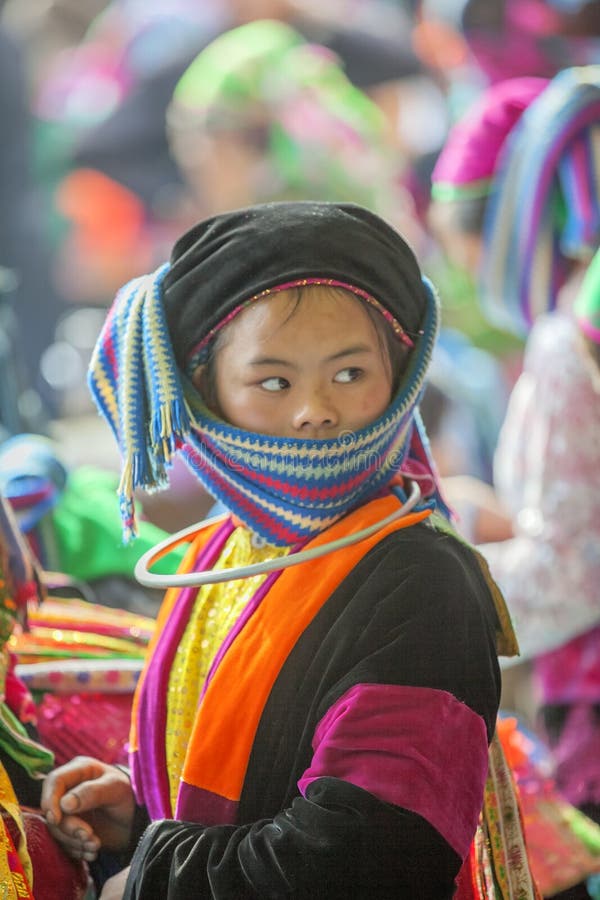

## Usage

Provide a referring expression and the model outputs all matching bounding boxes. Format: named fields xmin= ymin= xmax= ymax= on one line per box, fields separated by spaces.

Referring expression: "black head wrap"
xmin=88 ymin=199 xmax=445 ymax=545
xmin=162 ymin=201 xmax=428 ymax=367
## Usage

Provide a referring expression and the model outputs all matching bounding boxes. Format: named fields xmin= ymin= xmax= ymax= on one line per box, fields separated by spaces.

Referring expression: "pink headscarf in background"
xmin=430 ymin=77 xmax=549 ymax=201
xmin=463 ymin=0 xmax=600 ymax=85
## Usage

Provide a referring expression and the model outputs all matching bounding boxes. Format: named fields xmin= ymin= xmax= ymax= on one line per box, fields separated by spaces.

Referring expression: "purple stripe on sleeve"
xmin=176 ymin=782 xmax=239 ymax=826
xmin=298 ymin=683 xmax=489 ymax=859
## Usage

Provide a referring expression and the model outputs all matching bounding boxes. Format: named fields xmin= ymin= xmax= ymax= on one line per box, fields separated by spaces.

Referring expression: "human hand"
xmin=40 ymin=756 xmax=135 ymax=860
xmin=99 ymin=865 xmax=131 ymax=900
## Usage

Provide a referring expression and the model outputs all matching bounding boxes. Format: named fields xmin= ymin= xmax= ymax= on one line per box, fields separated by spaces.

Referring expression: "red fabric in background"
xmin=36 ymin=691 xmax=133 ymax=766
xmin=3 ymin=809 xmax=90 ymax=900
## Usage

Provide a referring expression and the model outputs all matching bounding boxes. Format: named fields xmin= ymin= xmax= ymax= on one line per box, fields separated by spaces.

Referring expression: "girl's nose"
xmin=292 ymin=390 xmax=339 ymax=432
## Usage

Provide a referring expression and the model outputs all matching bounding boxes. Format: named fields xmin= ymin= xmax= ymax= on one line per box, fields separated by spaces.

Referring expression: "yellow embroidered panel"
xmin=165 ymin=528 xmax=290 ymax=808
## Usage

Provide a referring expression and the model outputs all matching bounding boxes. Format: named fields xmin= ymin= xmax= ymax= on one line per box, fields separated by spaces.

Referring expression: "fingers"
xmin=41 ymin=757 xmax=136 ymax=856
xmin=40 ymin=756 xmax=111 ymax=825
xmin=46 ymin=813 xmax=101 ymax=861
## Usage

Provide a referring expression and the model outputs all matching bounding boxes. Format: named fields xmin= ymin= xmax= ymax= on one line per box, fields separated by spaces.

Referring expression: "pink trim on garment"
xmin=176 ymin=783 xmax=239 ymax=826
xmin=186 ymin=278 xmax=414 ymax=368
xmin=298 ymin=682 xmax=489 ymax=859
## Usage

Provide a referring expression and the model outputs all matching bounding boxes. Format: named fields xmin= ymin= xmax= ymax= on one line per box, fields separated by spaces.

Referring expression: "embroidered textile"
xmin=0 ymin=760 xmax=34 ymax=898
xmin=129 ymin=494 xmax=434 ymax=821
xmin=165 ymin=528 xmax=289 ymax=809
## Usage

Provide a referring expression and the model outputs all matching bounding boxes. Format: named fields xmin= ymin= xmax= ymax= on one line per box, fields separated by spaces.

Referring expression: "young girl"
xmin=40 ymin=201 xmax=534 ymax=899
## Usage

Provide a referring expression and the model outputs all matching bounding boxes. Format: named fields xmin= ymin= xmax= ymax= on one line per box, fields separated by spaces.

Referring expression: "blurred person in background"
xmin=429 ymin=68 xmax=600 ymax=899
xmin=0 ymin=1 xmax=227 ymax=423
xmin=28 ymin=0 xmax=227 ymax=309
xmin=48 ymin=1 xmax=424 ymax=305
xmin=413 ymin=0 xmax=600 ymax=90
xmin=411 ymin=0 xmax=600 ymax=222
xmin=1 ymin=0 xmax=111 ymax=90
xmin=165 ymin=19 xmax=419 ymax=236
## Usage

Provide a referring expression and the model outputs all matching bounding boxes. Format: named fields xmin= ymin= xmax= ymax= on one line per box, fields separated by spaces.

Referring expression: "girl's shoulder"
xmin=350 ymin=516 xmax=511 ymax=651
xmin=352 ymin=515 xmax=494 ymax=603
xmin=365 ymin=513 xmax=483 ymax=569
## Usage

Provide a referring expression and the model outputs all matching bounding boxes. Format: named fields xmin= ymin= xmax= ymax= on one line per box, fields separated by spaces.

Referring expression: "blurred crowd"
xmin=1 ymin=0 xmax=600 ymax=897
xmin=0 ymin=0 xmax=596 ymax=443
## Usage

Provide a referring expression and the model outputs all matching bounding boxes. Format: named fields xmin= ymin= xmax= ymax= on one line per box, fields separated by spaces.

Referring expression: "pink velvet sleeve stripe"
xmin=297 ymin=683 xmax=489 ymax=859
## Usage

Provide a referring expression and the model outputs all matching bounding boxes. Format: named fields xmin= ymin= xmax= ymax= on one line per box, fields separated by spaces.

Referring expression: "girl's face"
xmin=193 ymin=287 xmax=395 ymax=439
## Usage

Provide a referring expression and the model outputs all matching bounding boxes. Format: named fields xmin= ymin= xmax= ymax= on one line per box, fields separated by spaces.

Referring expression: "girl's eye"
xmin=260 ymin=376 xmax=290 ymax=392
xmin=334 ymin=367 xmax=363 ymax=384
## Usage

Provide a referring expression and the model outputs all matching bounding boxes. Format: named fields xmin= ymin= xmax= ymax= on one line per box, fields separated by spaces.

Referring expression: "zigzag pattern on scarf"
xmin=88 ymin=263 xmax=440 ymax=545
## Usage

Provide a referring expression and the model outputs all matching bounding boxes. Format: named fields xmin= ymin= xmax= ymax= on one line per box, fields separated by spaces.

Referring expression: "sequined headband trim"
xmin=186 ymin=278 xmax=414 ymax=371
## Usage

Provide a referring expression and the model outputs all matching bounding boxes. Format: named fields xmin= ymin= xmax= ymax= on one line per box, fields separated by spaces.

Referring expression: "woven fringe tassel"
xmin=150 ymin=399 xmax=191 ymax=465
xmin=118 ymin=450 xmax=155 ymax=542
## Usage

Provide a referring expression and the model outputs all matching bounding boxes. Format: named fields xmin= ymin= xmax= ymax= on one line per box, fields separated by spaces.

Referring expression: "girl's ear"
xmin=192 ymin=366 xmax=206 ymax=392
xmin=192 ymin=364 xmax=219 ymax=415
xmin=192 ymin=365 xmax=207 ymax=398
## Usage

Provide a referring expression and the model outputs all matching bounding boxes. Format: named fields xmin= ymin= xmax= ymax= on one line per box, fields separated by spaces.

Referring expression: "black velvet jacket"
xmin=124 ymin=521 xmax=502 ymax=899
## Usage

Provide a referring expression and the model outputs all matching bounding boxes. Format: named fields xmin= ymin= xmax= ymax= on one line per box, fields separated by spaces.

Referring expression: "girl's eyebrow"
xmin=249 ymin=356 xmax=297 ymax=368
xmin=327 ymin=344 xmax=373 ymax=361
xmin=248 ymin=345 xmax=374 ymax=368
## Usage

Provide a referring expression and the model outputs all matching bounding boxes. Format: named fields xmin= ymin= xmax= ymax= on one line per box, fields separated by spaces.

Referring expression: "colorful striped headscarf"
xmin=88 ymin=201 xmax=444 ymax=546
xmin=575 ymin=246 xmax=600 ymax=343
xmin=481 ymin=65 xmax=600 ymax=335
xmin=432 ymin=66 xmax=600 ymax=336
